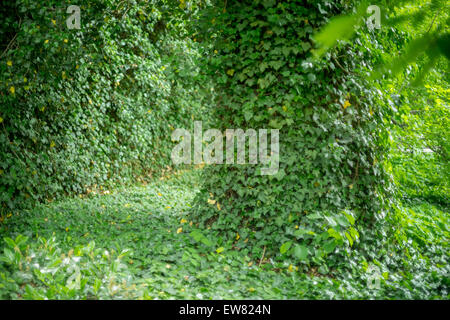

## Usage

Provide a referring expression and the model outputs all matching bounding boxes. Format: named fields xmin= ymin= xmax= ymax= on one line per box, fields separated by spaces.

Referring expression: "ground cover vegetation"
xmin=0 ymin=0 xmax=448 ymax=299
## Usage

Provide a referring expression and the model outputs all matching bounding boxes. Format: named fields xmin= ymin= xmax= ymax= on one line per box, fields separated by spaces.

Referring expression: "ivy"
xmin=0 ymin=0 xmax=211 ymax=211
xmin=191 ymin=0 xmax=393 ymax=266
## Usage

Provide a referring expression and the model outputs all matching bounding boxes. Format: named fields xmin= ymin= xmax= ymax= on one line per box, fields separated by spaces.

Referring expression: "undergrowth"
xmin=0 ymin=169 xmax=447 ymax=299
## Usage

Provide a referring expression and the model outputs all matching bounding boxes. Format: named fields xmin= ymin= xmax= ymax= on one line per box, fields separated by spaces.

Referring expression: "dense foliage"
xmin=0 ymin=0 xmax=448 ymax=300
xmin=191 ymin=0 xmax=394 ymax=266
xmin=0 ymin=0 xmax=208 ymax=212
xmin=391 ymin=79 xmax=449 ymax=204
xmin=313 ymin=0 xmax=449 ymax=86
xmin=0 ymin=170 xmax=448 ymax=299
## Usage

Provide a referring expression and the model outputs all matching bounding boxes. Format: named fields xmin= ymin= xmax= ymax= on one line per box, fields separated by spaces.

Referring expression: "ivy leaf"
xmin=280 ymin=241 xmax=292 ymax=254
xmin=293 ymin=245 xmax=308 ymax=261
xmin=301 ymin=42 xmax=311 ymax=52
xmin=323 ymin=240 xmax=336 ymax=254
xmin=216 ymin=247 xmax=224 ymax=253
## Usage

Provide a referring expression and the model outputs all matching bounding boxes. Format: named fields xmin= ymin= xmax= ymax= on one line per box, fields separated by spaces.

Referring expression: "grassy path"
xmin=0 ymin=170 xmax=448 ymax=299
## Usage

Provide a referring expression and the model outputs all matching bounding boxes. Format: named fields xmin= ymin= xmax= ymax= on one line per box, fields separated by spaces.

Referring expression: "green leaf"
xmin=216 ymin=247 xmax=224 ymax=253
xmin=323 ymin=240 xmax=336 ymax=254
xmin=293 ymin=245 xmax=308 ymax=261
xmin=345 ymin=232 xmax=354 ymax=246
xmin=4 ymin=237 xmax=15 ymax=248
xmin=280 ymin=241 xmax=292 ymax=254
xmin=313 ymin=14 xmax=358 ymax=57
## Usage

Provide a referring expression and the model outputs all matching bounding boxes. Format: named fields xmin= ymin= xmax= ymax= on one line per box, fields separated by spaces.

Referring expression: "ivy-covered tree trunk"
xmin=192 ymin=0 xmax=390 ymax=263
xmin=0 ymin=0 xmax=206 ymax=211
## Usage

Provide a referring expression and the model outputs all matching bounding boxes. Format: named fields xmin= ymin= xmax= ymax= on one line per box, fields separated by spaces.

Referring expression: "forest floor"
xmin=0 ymin=169 xmax=448 ymax=299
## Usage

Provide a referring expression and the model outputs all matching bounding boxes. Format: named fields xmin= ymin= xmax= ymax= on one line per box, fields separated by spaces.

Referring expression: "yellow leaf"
xmin=216 ymin=247 xmax=224 ymax=253
xmin=295 ymin=225 xmax=299 ymax=229
xmin=207 ymin=198 xmax=216 ymax=205
xmin=248 ymin=261 xmax=253 ymax=267
xmin=0 ymin=117 xmax=3 ymax=123
xmin=9 ymin=86 xmax=15 ymax=94
xmin=288 ymin=264 xmax=294 ymax=272
xmin=23 ymin=77 xmax=27 ymax=83
xmin=236 ymin=232 xmax=240 ymax=240
xmin=370 ymin=109 xmax=374 ymax=116
xmin=217 ymin=202 xmax=221 ymax=211
xmin=50 ymin=141 xmax=55 ymax=148
xmin=44 ymin=39 xmax=49 ymax=44
xmin=64 ymin=39 xmax=68 ymax=43
xmin=227 ymin=69 xmax=235 ymax=76
xmin=180 ymin=218 xmax=187 ymax=224
xmin=158 ymin=192 xmax=162 ymax=196
xmin=6 ymin=60 xmax=12 ymax=67
xmin=51 ymin=19 xmax=56 ymax=25
xmin=248 ymin=287 xmax=255 ymax=292
xmin=343 ymin=100 xmax=351 ymax=109
xmin=65 ymin=227 xmax=69 ymax=232
xmin=349 ymin=184 xmax=353 ymax=189
xmin=176 ymin=227 xmax=182 ymax=234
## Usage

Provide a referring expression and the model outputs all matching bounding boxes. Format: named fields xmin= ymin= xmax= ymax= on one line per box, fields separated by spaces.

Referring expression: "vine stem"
xmin=258 ymin=245 xmax=266 ymax=267
xmin=426 ymin=8 xmax=441 ymax=33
